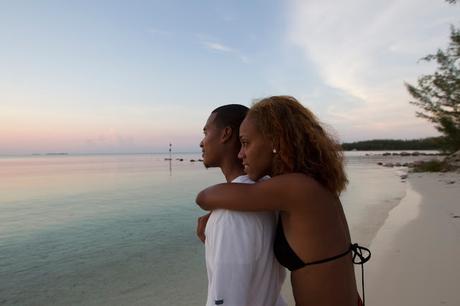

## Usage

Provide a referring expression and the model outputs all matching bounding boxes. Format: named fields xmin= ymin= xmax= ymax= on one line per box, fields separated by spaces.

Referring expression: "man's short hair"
xmin=211 ymin=104 xmax=249 ymax=139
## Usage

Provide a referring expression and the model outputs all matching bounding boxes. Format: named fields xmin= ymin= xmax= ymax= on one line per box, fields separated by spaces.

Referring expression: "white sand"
xmin=366 ymin=172 xmax=460 ymax=305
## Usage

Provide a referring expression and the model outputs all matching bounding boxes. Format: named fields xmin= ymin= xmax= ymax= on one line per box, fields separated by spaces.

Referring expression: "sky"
xmin=1 ymin=0 xmax=459 ymax=154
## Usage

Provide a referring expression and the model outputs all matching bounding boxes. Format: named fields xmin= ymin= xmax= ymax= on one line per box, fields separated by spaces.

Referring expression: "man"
xmin=198 ymin=104 xmax=286 ymax=306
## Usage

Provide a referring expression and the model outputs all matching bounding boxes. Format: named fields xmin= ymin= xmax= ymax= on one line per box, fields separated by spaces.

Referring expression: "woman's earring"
xmin=272 ymin=148 xmax=277 ymax=154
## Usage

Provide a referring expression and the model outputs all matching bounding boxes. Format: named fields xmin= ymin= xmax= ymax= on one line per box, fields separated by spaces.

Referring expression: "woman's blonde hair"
xmin=248 ymin=96 xmax=348 ymax=195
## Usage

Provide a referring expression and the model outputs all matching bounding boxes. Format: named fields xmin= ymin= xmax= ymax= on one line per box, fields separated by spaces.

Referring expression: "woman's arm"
xmin=196 ymin=173 xmax=315 ymax=212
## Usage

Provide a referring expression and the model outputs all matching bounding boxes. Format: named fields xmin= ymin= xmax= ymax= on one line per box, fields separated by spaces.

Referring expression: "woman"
xmin=196 ymin=96 xmax=370 ymax=306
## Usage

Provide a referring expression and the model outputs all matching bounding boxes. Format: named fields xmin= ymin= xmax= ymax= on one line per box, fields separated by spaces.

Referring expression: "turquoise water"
xmin=0 ymin=153 xmax=407 ymax=305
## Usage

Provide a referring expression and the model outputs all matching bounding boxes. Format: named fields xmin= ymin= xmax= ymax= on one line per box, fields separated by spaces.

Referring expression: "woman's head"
xmin=238 ymin=96 xmax=347 ymax=195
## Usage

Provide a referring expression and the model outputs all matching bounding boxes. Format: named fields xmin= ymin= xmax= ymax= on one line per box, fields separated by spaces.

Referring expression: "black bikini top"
xmin=274 ymin=218 xmax=371 ymax=270
xmin=274 ymin=218 xmax=372 ymax=304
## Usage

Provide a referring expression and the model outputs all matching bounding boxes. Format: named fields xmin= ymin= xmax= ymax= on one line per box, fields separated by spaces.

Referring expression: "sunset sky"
xmin=1 ymin=0 xmax=459 ymax=154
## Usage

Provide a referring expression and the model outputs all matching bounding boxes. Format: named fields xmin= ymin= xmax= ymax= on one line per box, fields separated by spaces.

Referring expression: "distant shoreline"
xmin=0 ymin=149 xmax=444 ymax=158
xmin=341 ymin=137 xmax=442 ymax=151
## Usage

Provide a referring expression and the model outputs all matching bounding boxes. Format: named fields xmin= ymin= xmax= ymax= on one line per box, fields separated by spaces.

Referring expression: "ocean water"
xmin=0 ymin=152 xmax=409 ymax=306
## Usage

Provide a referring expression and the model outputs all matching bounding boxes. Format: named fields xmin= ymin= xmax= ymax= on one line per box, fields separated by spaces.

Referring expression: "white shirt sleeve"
xmin=207 ymin=212 xmax=263 ymax=306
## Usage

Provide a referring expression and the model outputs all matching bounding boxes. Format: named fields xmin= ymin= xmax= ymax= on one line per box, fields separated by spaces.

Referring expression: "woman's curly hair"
xmin=248 ymin=96 xmax=348 ymax=195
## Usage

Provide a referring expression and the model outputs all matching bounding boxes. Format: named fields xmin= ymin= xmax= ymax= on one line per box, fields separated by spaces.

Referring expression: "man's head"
xmin=200 ymin=104 xmax=248 ymax=168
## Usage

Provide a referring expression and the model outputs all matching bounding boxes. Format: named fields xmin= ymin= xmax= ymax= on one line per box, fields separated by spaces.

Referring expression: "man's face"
xmin=200 ymin=113 xmax=222 ymax=168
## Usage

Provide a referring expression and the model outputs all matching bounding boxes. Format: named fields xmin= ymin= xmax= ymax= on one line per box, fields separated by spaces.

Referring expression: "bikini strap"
xmin=350 ymin=244 xmax=371 ymax=306
xmin=304 ymin=244 xmax=354 ymax=266
xmin=351 ymin=243 xmax=371 ymax=265
xmin=304 ymin=243 xmax=370 ymax=266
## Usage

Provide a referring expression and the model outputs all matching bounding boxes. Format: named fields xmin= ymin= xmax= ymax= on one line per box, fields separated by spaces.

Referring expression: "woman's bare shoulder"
xmin=267 ymin=173 xmax=320 ymax=187
xmin=260 ymin=173 xmax=323 ymax=197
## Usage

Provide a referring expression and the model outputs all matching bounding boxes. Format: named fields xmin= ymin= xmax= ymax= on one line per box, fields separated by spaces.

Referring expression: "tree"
xmin=405 ymin=26 xmax=460 ymax=152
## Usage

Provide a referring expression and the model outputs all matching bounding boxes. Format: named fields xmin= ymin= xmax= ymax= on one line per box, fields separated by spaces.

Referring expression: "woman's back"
xmin=274 ymin=174 xmax=358 ymax=306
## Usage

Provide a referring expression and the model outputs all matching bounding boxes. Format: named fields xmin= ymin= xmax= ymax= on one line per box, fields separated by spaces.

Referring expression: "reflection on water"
xmin=0 ymin=154 xmax=222 ymax=306
xmin=0 ymin=152 xmax=408 ymax=305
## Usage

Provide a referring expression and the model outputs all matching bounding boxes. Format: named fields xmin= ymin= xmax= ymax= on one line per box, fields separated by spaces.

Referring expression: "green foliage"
xmin=405 ymin=27 xmax=460 ymax=153
xmin=412 ymin=159 xmax=449 ymax=172
xmin=341 ymin=137 xmax=442 ymax=151
xmin=438 ymin=116 xmax=460 ymax=151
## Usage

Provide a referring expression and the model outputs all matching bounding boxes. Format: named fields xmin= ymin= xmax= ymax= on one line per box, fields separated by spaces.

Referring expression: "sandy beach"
xmin=366 ymin=171 xmax=460 ymax=305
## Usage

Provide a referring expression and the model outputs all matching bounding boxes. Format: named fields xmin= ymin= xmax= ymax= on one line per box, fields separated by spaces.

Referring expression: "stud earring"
xmin=272 ymin=148 xmax=277 ymax=154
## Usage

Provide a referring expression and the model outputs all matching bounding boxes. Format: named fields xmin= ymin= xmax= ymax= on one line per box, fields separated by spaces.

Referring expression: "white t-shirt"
xmin=205 ymin=175 xmax=286 ymax=306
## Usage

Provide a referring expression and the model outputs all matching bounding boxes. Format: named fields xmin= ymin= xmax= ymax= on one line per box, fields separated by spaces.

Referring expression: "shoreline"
xmin=366 ymin=171 xmax=460 ymax=305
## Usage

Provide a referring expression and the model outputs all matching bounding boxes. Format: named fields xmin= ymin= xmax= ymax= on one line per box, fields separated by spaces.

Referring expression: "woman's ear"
xmin=271 ymin=139 xmax=278 ymax=153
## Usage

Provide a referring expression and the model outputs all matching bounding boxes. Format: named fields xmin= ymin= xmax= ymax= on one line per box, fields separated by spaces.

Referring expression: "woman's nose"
xmin=238 ymin=148 xmax=244 ymax=159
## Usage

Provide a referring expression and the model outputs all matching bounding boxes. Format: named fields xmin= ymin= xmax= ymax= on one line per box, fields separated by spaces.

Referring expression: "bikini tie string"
xmin=350 ymin=243 xmax=371 ymax=306
xmin=351 ymin=243 xmax=371 ymax=264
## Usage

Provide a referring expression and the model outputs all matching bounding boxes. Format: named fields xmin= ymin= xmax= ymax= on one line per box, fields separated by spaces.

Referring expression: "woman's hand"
xmin=196 ymin=212 xmax=211 ymax=243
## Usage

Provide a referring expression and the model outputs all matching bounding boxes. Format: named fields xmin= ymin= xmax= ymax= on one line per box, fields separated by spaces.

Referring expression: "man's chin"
xmin=202 ymin=160 xmax=211 ymax=168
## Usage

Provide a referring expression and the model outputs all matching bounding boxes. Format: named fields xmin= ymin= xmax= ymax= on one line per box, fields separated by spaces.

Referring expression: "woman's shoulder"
xmin=269 ymin=172 xmax=320 ymax=187
xmin=260 ymin=173 xmax=323 ymax=196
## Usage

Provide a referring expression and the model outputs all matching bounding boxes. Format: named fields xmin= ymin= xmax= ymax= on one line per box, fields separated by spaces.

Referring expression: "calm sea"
xmin=0 ymin=152 xmax=413 ymax=305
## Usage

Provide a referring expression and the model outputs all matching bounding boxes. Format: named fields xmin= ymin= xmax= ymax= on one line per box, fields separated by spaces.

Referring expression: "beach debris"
xmin=383 ymin=163 xmax=394 ymax=167
xmin=164 ymin=158 xmax=172 ymax=161
xmin=400 ymin=174 xmax=408 ymax=179
xmin=447 ymin=180 xmax=456 ymax=184
xmin=190 ymin=159 xmax=196 ymax=162
xmin=377 ymin=162 xmax=383 ymax=165
xmin=176 ymin=158 xmax=184 ymax=161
